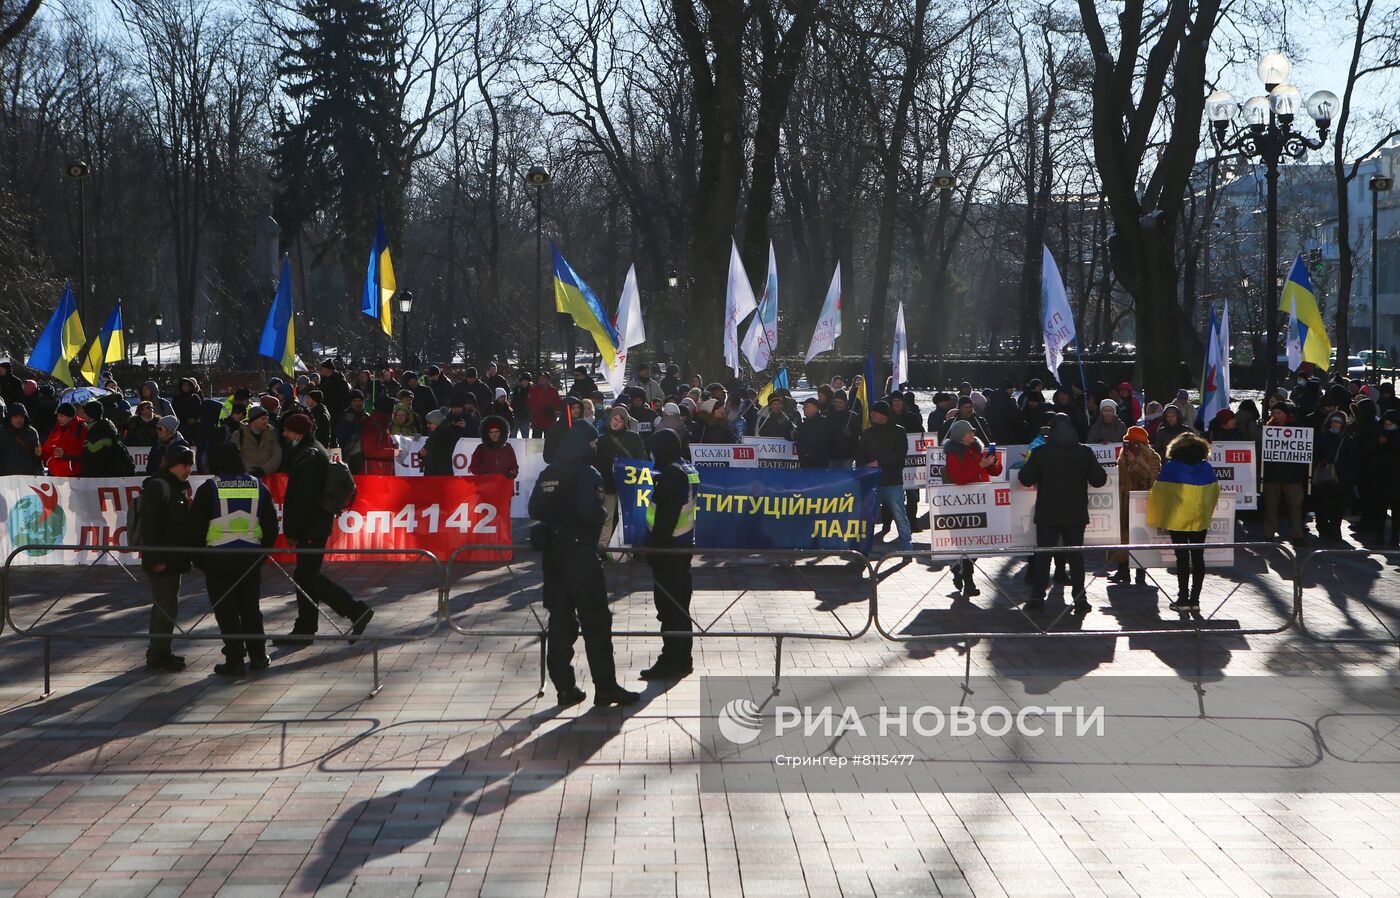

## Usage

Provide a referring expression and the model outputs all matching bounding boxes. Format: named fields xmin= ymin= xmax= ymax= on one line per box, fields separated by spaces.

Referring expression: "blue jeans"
xmin=877 ymin=484 xmax=913 ymax=550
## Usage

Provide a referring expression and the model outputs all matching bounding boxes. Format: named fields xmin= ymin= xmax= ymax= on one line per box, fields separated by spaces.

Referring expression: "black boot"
xmin=1134 ymin=568 xmax=1148 ymax=587
xmin=963 ymin=568 xmax=981 ymax=597
xmin=1107 ymin=563 xmax=1130 ymax=584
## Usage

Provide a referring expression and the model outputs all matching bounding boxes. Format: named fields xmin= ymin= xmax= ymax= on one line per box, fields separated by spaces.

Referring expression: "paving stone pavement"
xmin=1 ymin=516 xmax=1398 ymax=897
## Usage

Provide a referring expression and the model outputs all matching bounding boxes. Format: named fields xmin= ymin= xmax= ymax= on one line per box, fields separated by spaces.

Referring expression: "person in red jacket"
xmin=40 ymin=402 xmax=87 ymax=476
xmin=527 ymin=371 xmax=562 ymax=435
xmin=942 ymin=418 xmax=1002 ymax=598
xmin=360 ymin=395 xmax=398 ymax=476
xmin=469 ymin=416 xmax=519 ymax=478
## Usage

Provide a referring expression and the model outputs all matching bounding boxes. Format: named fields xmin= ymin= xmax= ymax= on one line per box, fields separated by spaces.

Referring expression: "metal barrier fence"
xmin=5 ymin=539 xmax=1399 ymax=706
xmin=442 ymin=544 xmax=876 ymax=694
xmin=1 ymin=543 xmax=446 ymax=698
xmin=1296 ymin=548 xmax=1400 ymax=647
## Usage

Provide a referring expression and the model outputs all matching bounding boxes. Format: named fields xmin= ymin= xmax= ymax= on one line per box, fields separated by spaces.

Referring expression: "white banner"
xmin=1 ymin=475 xmax=214 ymax=565
xmin=1211 ymin=441 xmax=1258 ymax=510
xmin=927 ymin=470 xmax=1120 ymax=550
xmin=1126 ymin=491 xmax=1237 ymax=568
xmin=1262 ymin=425 xmax=1313 ymax=464
xmin=739 ymin=437 xmax=799 ymax=468
xmin=392 ymin=436 xmax=545 ymax=517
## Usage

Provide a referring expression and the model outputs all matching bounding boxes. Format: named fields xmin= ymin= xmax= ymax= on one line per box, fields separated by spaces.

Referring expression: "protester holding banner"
xmin=794 ymin=398 xmax=831 ymax=469
xmin=528 ymin=420 xmax=639 ymax=708
xmin=1312 ymin=411 xmax=1359 ymax=542
xmin=857 ymin=401 xmax=912 ymax=554
xmin=1261 ymin=402 xmax=1308 ymax=542
xmin=754 ymin=393 xmax=797 ymax=440
xmin=697 ymin=399 xmax=739 ymax=444
xmin=1147 ymin=433 xmax=1220 ymax=613
xmin=138 ymin=444 xmax=196 ymax=672
xmin=594 ymin=405 xmax=644 ymax=546
xmin=942 ymin=419 xmax=1002 ymax=597
xmin=1018 ymin=415 xmax=1108 ymax=612
xmin=640 ymin=428 xmax=699 ymax=679
xmin=1110 ymin=426 xmax=1160 ymax=586
xmin=274 ymin=413 xmax=373 ymax=646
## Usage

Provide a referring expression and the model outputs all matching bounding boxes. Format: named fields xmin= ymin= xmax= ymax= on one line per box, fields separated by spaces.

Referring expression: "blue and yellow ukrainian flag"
xmin=1146 ymin=460 xmax=1220 ymax=532
xmin=756 ymin=368 xmax=789 ymax=406
xmin=27 ymin=282 xmax=86 ymax=387
xmin=552 ymin=243 xmax=620 ymax=368
xmin=79 ymin=299 xmax=125 ymax=385
xmin=259 ymin=256 xmax=297 ymax=377
xmin=362 ymin=212 xmax=396 ymax=337
xmin=858 ymin=353 xmax=876 ymax=429
xmin=1279 ymin=254 xmax=1330 ymax=370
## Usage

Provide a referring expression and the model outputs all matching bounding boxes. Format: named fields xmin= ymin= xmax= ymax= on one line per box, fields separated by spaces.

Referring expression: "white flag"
xmin=724 ymin=238 xmax=759 ymax=376
xmin=1218 ymin=304 xmax=1231 ymax=406
xmin=603 ymin=265 xmax=645 ymax=396
xmin=804 ymin=262 xmax=842 ymax=363
xmin=891 ymin=300 xmax=909 ymax=389
xmin=741 ymin=242 xmax=779 ymax=371
xmin=1041 ymin=245 xmax=1076 ymax=375
xmin=1286 ymin=295 xmax=1304 ymax=372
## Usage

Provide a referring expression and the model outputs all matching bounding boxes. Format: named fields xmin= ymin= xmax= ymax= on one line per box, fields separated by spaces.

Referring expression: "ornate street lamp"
xmin=1206 ymin=52 xmax=1336 ymax=397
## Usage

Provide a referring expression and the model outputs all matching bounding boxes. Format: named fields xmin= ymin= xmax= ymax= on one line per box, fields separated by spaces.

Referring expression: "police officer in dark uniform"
xmin=190 ymin=442 xmax=280 ymax=676
xmin=528 ymin=419 xmax=641 ymax=708
xmin=640 ymin=428 xmax=699 ymax=679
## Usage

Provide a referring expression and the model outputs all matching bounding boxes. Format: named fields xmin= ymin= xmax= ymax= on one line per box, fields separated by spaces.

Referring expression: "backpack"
xmin=125 ymin=477 xmax=168 ymax=547
xmin=320 ymin=456 xmax=358 ymax=514
xmin=111 ymin=437 xmax=137 ymax=476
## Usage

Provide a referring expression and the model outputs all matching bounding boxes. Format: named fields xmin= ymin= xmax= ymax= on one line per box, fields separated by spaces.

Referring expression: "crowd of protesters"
xmin=5 ymin=351 xmax=1400 ymax=634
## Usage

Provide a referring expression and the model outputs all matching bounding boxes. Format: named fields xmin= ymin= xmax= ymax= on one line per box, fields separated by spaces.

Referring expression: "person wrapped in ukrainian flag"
xmin=1146 ymin=432 xmax=1220 ymax=614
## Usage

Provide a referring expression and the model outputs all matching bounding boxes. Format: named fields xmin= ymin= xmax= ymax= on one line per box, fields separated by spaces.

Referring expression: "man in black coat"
xmin=1017 ymin=413 xmax=1108 ymax=612
xmin=856 ymin=401 xmax=911 ymax=552
xmin=984 ymin=379 xmax=1022 ymax=444
xmin=528 ymin=420 xmax=640 ymax=708
xmin=794 ymin=397 xmax=832 ymax=468
xmin=826 ymin=391 xmax=861 ymax=468
xmin=425 ymin=365 xmax=455 ymax=408
xmin=450 ymin=367 xmax=494 ymax=414
xmin=272 ymin=413 xmax=373 ymax=645
xmin=0 ymin=403 xmax=41 ymax=474
xmin=0 ymin=361 xmax=24 ymax=406
xmin=138 ymin=444 xmax=196 ymax=671
xmin=483 ymin=361 xmax=510 ymax=396
xmin=318 ymin=360 xmax=352 ymax=423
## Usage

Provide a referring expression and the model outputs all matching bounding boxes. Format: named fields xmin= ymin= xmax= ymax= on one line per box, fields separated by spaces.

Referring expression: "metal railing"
xmin=1296 ymin=548 xmax=1400 ymax=647
xmin=442 ymin=544 xmax=875 ymax=694
xmin=2 ymin=543 xmax=445 ymax=699
xmin=6 ymin=538 xmax=1400 ymax=709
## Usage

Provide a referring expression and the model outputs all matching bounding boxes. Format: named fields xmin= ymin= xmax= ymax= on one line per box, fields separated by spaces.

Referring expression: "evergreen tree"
xmin=272 ymin=0 xmax=406 ymax=320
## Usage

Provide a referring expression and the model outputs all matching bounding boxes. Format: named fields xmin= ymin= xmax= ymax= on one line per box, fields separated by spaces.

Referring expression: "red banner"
xmin=264 ymin=473 xmax=512 ymax=562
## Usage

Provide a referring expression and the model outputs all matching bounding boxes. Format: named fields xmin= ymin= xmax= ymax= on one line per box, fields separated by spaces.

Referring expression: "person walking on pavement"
xmin=856 ymin=401 xmax=912 ymax=554
xmin=137 ymin=445 xmax=196 ymax=671
xmin=272 ymin=413 xmax=373 ymax=646
xmin=527 ymin=419 xmax=640 ymax=708
xmin=1017 ymin=413 xmax=1108 ymax=613
xmin=190 ymin=442 xmax=280 ymax=676
xmin=942 ymin=419 xmax=1003 ymax=597
xmin=1147 ymin=432 xmax=1220 ymax=613
xmin=640 ymin=428 xmax=699 ymax=680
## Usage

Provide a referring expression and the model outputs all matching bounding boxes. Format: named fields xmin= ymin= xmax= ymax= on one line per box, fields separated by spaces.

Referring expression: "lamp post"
xmin=398 ymin=292 xmax=414 ymax=366
xmin=1206 ymin=52 xmax=1336 ymax=399
xmin=1370 ymin=174 xmax=1393 ymax=382
xmin=64 ymin=161 xmax=90 ymax=328
xmin=153 ymin=314 xmax=163 ymax=370
xmin=527 ymin=166 xmax=551 ymax=374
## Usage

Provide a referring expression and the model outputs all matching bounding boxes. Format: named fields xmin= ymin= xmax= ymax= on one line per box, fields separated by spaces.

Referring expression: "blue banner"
xmin=614 ymin=460 xmax=880 ymax=552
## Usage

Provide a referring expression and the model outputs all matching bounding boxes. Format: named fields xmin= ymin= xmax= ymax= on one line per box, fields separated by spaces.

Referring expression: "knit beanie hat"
xmin=282 ymin=413 xmax=313 ymax=437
